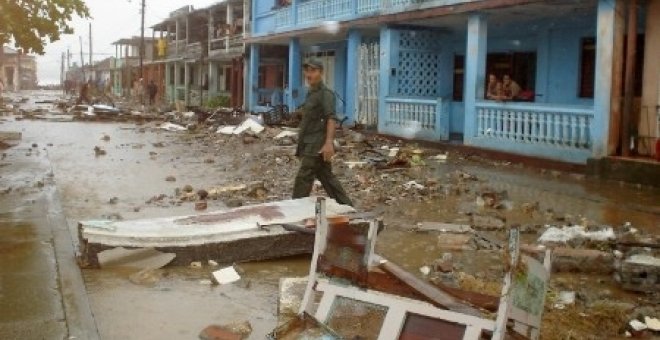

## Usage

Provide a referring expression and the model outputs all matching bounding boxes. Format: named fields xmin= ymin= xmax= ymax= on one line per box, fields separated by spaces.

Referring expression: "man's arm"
xmin=319 ymin=89 xmax=337 ymax=162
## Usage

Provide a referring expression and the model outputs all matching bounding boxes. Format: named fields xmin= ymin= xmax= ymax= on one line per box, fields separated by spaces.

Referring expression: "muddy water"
xmin=3 ymin=91 xmax=659 ymax=339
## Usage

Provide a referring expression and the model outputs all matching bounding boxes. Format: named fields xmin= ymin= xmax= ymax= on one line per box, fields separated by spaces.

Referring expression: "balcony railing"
xmin=474 ymin=102 xmax=593 ymax=149
xmin=210 ymin=34 xmax=244 ymax=52
xmin=275 ymin=7 xmax=293 ymax=29
xmin=167 ymin=40 xmax=187 ymax=57
xmin=382 ymin=97 xmax=449 ymax=141
xmin=268 ymin=0 xmax=477 ymax=33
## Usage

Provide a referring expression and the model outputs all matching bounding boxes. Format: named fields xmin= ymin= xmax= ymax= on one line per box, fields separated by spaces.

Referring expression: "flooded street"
xmin=1 ymin=91 xmax=659 ymax=339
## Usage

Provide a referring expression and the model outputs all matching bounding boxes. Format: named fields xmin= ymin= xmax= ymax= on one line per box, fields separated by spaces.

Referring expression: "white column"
xmin=463 ymin=14 xmax=487 ymax=142
xmin=592 ymin=0 xmax=618 ymax=157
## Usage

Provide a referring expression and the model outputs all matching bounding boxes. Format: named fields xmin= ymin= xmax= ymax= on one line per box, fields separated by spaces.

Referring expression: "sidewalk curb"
xmin=48 ymin=188 xmax=101 ymax=340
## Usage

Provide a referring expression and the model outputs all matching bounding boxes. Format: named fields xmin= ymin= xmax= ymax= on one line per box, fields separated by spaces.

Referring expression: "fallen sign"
xmin=77 ymin=197 xmax=355 ymax=268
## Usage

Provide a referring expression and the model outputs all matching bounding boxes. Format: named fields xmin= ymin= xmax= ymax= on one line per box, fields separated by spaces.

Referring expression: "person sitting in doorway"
xmin=501 ymin=74 xmax=521 ymax=101
xmin=486 ymin=74 xmax=502 ymax=100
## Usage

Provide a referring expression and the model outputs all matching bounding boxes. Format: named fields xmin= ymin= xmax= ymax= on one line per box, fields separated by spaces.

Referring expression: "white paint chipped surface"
xmin=80 ymin=197 xmax=354 ymax=248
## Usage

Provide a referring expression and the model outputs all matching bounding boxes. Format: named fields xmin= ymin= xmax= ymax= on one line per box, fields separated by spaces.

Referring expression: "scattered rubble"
xmin=212 ymin=266 xmax=241 ymax=285
xmin=539 ymin=225 xmax=616 ymax=245
xmin=93 ymin=146 xmax=107 ymax=156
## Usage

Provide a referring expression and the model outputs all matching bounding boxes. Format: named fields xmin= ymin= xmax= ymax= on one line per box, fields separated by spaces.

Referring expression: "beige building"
xmin=0 ymin=46 xmax=38 ymax=91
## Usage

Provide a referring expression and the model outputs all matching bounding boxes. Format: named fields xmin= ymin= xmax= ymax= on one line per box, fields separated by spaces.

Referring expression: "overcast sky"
xmin=37 ymin=0 xmax=220 ymax=84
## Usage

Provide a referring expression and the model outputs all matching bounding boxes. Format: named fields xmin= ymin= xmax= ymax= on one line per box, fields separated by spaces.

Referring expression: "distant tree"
xmin=0 ymin=0 xmax=90 ymax=54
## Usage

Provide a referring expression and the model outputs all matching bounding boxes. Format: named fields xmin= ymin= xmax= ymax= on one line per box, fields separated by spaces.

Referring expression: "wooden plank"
xmin=374 ymin=255 xmax=483 ymax=316
xmin=431 ymin=281 xmax=500 ymax=312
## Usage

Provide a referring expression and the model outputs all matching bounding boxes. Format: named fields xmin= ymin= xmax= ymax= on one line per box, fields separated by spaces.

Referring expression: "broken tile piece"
xmin=645 ymin=316 xmax=660 ymax=332
xmin=213 ymin=266 xmax=241 ymax=285
xmin=630 ymin=319 xmax=648 ymax=332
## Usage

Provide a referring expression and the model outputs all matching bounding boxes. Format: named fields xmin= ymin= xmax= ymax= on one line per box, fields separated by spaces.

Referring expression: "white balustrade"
xmin=274 ymin=7 xmax=292 ymax=29
xmin=475 ymin=102 xmax=593 ymax=149
xmin=298 ymin=0 xmax=326 ymax=24
xmin=357 ymin=0 xmax=380 ymax=13
xmin=385 ymin=98 xmax=438 ymax=131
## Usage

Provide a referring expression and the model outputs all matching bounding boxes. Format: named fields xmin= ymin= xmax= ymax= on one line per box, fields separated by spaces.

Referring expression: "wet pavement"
xmin=0 ymin=144 xmax=67 ymax=339
xmin=1 ymin=91 xmax=659 ymax=339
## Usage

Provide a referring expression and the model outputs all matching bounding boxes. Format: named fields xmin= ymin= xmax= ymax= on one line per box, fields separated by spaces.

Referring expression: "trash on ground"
xmin=212 ymin=266 xmax=241 ymax=285
xmin=415 ymin=222 xmax=473 ymax=234
xmin=233 ymin=117 xmax=265 ymax=135
xmin=160 ymin=122 xmax=187 ymax=132
xmin=645 ymin=316 xmax=660 ymax=332
xmin=402 ymin=181 xmax=424 ymax=190
xmin=630 ymin=319 xmax=648 ymax=332
xmin=538 ymin=225 xmax=616 ymax=244
xmin=94 ymin=146 xmax=107 ymax=156
xmin=275 ymin=130 xmax=298 ymax=139
xmin=554 ymin=291 xmax=576 ymax=309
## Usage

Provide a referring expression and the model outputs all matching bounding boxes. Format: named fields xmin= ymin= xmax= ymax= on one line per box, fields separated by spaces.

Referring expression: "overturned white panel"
xmin=80 ymin=197 xmax=354 ymax=248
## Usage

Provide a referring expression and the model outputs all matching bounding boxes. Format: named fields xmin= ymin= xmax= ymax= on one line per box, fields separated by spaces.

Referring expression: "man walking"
xmin=292 ymin=58 xmax=353 ymax=206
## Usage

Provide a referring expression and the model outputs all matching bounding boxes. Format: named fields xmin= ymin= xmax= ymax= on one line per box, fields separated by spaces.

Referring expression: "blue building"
xmin=246 ymin=0 xmax=658 ymax=164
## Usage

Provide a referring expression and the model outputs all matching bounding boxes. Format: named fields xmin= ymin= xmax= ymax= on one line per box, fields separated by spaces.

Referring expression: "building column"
xmin=592 ymin=0 xmax=619 ymax=158
xmin=175 ymin=20 xmax=180 ymax=53
xmin=345 ymin=29 xmax=361 ymax=123
xmin=173 ymin=63 xmax=179 ymax=103
xmin=208 ymin=61 xmax=217 ymax=97
xmin=377 ymin=26 xmax=393 ymax=133
xmin=334 ymin=44 xmax=347 ymax=116
xmin=165 ymin=63 xmax=171 ymax=103
xmin=227 ymin=2 xmax=234 ymax=26
xmin=184 ymin=62 xmax=190 ymax=105
xmin=534 ymin=29 xmax=550 ymax=104
xmin=248 ymin=44 xmax=260 ymax=110
xmin=463 ymin=14 xmax=487 ymax=144
xmin=287 ymin=38 xmax=302 ymax=110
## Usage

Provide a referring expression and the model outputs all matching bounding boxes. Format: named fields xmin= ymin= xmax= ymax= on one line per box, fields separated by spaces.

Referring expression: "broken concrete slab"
xmin=522 ymin=245 xmax=614 ymax=274
xmin=97 ymin=247 xmax=176 ymax=270
xmin=538 ymin=225 xmax=615 ymax=245
xmin=471 ymin=215 xmax=506 ymax=230
xmin=615 ymin=254 xmax=660 ymax=293
xmin=78 ymin=197 xmax=354 ymax=268
xmin=212 ymin=266 xmax=241 ymax=285
xmin=416 ymin=222 xmax=473 ymax=234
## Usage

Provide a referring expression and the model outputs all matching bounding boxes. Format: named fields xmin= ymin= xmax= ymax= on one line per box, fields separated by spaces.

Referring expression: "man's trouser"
xmin=292 ymin=155 xmax=353 ymax=206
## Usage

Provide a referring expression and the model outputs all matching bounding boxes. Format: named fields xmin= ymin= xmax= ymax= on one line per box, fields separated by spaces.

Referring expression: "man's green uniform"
xmin=292 ymin=80 xmax=353 ymax=206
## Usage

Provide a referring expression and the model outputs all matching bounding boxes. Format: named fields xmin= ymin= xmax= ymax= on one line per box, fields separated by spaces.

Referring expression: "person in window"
xmin=486 ymin=74 xmax=502 ymax=100
xmin=501 ymin=74 xmax=521 ymax=101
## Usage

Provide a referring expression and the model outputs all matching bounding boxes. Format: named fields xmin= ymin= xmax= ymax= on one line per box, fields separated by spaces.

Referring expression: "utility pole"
xmin=89 ymin=22 xmax=93 ymax=80
xmin=139 ymin=0 xmax=146 ymax=80
xmin=60 ymin=52 xmax=65 ymax=94
xmin=79 ymin=36 xmax=86 ymax=81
